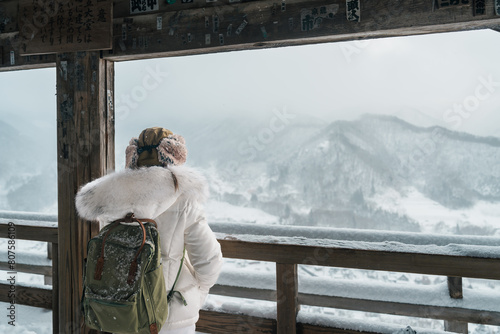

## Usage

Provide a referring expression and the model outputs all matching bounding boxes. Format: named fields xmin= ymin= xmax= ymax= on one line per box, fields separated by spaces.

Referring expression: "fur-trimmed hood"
xmin=76 ymin=165 xmax=208 ymax=222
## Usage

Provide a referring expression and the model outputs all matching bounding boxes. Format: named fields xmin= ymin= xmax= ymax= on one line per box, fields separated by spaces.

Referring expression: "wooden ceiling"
xmin=1 ymin=0 xmax=500 ymax=70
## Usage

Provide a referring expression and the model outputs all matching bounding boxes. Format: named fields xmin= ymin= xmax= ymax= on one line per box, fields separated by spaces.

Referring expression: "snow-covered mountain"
xmin=0 ymin=120 xmax=57 ymax=212
xmin=201 ymin=114 xmax=500 ymax=235
xmin=3 ymin=113 xmax=499 ymax=235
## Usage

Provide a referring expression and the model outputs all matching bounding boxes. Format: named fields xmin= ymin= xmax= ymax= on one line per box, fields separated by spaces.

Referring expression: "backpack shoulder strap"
xmin=167 ymin=248 xmax=187 ymax=306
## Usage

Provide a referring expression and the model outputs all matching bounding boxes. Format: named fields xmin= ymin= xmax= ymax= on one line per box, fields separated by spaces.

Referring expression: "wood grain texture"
xmin=197 ymin=310 xmax=276 ymax=333
xmin=0 ymin=261 xmax=52 ymax=276
xmin=448 ymin=276 xmax=463 ymax=299
xmin=1 ymin=0 xmax=500 ymax=68
xmin=18 ymin=0 xmax=113 ymax=55
xmin=0 ymin=223 xmax=58 ymax=243
xmin=209 ymin=283 xmax=500 ymax=326
xmin=0 ymin=283 xmax=52 ymax=309
xmin=298 ymin=293 xmax=500 ymax=326
xmin=276 ymin=263 xmax=298 ymax=334
xmin=52 ymin=243 xmax=59 ymax=334
xmin=56 ymin=52 xmax=113 ymax=334
xmin=298 ymin=323 xmax=382 ymax=334
xmin=444 ymin=320 xmax=468 ymax=334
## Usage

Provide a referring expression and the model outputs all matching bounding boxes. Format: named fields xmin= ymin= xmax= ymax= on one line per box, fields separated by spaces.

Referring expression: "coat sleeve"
xmin=183 ymin=203 xmax=223 ymax=292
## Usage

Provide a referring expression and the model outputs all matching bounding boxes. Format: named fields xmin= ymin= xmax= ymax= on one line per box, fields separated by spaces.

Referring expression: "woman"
xmin=76 ymin=127 xmax=223 ymax=334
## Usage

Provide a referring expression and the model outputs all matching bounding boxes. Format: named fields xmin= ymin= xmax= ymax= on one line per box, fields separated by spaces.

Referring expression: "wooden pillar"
xmin=444 ymin=277 xmax=467 ymax=334
xmin=56 ymin=51 xmax=114 ymax=334
xmin=52 ymin=243 xmax=59 ymax=334
xmin=276 ymin=263 xmax=299 ymax=334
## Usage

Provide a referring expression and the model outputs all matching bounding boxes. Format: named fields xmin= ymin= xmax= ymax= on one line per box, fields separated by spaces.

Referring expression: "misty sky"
xmin=1 ymin=28 xmax=500 ymax=160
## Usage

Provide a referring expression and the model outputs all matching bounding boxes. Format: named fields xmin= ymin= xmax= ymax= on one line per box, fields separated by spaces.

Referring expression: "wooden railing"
xmin=0 ymin=218 xmax=59 ymax=334
xmin=1 ymin=214 xmax=500 ymax=334
xmin=197 ymin=231 xmax=500 ymax=334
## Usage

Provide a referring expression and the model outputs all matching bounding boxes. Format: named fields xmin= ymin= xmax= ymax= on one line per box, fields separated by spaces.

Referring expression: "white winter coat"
xmin=75 ymin=165 xmax=223 ymax=331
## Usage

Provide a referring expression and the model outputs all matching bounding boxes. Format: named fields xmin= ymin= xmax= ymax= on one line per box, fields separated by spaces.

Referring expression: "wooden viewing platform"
xmin=1 ymin=0 xmax=499 ymax=332
xmin=1 ymin=215 xmax=499 ymax=334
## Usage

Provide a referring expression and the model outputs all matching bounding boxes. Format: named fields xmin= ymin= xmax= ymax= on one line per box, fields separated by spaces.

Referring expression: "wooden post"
xmin=52 ymin=243 xmax=59 ymax=334
xmin=276 ymin=263 xmax=299 ymax=334
xmin=444 ymin=277 xmax=467 ymax=334
xmin=45 ymin=243 xmax=52 ymax=285
xmin=56 ymin=51 xmax=114 ymax=334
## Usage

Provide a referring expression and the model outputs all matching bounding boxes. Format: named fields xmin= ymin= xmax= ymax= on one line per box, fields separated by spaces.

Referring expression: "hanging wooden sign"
xmin=18 ymin=0 xmax=112 ymax=55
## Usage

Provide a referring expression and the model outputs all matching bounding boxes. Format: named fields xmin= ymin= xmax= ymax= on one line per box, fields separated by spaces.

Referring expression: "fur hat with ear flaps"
xmin=125 ymin=127 xmax=188 ymax=168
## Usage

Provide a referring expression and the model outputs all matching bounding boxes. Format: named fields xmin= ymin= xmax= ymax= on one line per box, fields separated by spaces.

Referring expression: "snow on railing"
xmin=1 ymin=212 xmax=500 ymax=333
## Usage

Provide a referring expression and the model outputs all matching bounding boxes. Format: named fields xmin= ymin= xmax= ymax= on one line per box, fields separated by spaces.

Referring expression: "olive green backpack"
xmin=82 ymin=213 xmax=185 ymax=334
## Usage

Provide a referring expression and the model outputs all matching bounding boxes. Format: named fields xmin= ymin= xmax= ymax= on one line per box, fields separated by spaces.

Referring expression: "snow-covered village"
xmin=1 ymin=1 xmax=500 ymax=334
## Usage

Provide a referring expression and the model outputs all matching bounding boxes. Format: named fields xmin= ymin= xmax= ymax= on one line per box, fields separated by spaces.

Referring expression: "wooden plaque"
xmin=18 ymin=0 xmax=112 ymax=55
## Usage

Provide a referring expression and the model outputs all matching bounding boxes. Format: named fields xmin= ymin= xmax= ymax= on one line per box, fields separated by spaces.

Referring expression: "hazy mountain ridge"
xmin=0 ymin=120 xmax=57 ymax=212
xmin=206 ymin=114 xmax=500 ymax=233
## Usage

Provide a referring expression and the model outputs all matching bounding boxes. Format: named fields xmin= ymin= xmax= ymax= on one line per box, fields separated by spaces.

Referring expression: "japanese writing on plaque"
xmin=301 ymin=4 xmax=339 ymax=31
xmin=435 ymin=0 xmax=470 ymax=9
xmin=346 ymin=0 xmax=360 ymax=22
xmin=130 ymin=0 xmax=159 ymax=14
xmin=19 ymin=0 xmax=112 ymax=55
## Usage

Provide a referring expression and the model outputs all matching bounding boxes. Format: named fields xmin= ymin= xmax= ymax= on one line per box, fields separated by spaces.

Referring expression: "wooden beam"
xmin=0 ymin=41 xmax=56 ymax=71
xmin=52 ymin=243 xmax=59 ymax=334
xmin=210 ymin=283 xmax=500 ymax=326
xmin=2 ymin=0 xmax=500 ymax=67
xmin=444 ymin=277 xmax=468 ymax=333
xmin=56 ymin=51 xmax=114 ymax=334
xmin=197 ymin=309 xmax=385 ymax=334
xmin=197 ymin=310 xmax=276 ymax=334
xmin=0 ymin=262 xmax=52 ymax=276
xmin=0 ymin=283 xmax=52 ymax=309
xmin=0 ymin=223 xmax=58 ymax=243
xmin=298 ymin=323 xmax=381 ymax=334
xmin=218 ymin=239 xmax=500 ymax=280
xmin=298 ymin=293 xmax=500 ymax=326
xmin=210 ymin=284 xmax=276 ymax=302
xmin=276 ymin=263 xmax=299 ymax=334
xmin=447 ymin=277 xmax=463 ymax=299
xmin=104 ymin=0 xmax=500 ymax=60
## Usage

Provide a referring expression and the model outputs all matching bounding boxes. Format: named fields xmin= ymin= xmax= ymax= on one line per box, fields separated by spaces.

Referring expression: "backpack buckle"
xmin=125 ymin=212 xmax=135 ymax=223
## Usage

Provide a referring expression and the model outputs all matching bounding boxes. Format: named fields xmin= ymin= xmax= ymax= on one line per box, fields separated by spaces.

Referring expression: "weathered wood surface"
xmin=197 ymin=309 xmax=276 ymax=333
xmin=0 ymin=222 xmax=58 ymax=243
xmin=445 ymin=276 xmax=468 ymax=333
xmin=0 ymin=261 xmax=52 ymax=275
xmin=56 ymin=51 xmax=114 ymax=334
xmin=218 ymin=238 xmax=500 ymax=280
xmin=18 ymin=0 xmax=113 ymax=55
xmin=210 ymin=283 xmax=500 ymax=326
xmin=197 ymin=310 xmax=384 ymax=334
xmin=297 ymin=323 xmax=381 ymax=334
xmin=106 ymin=0 xmax=500 ymax=61
xmin=2 ymin=0 xmax=500 ymax=69
xmin=52 ymin=243 xmax=59 ymax=334
xmin=298 ymin=293 xmax=500 ymax=326
xmin=0 ymin=283 xmax=52 ymax=309
xmin=447 ymin=276 xmax=463 ymax=299
xmin=276 ymin=263 xmax=299 ymax=334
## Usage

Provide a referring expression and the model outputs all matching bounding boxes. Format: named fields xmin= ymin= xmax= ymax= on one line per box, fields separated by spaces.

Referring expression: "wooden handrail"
xmin=2 ymin=220 xmax=500 ymax=334
xmin=0 ymin=222 xmax=58 ymax=244
xmin=218 ymin=238 xmax=500 ymax=280
xmin=0 ymin=221 xmax=59 ymax=334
